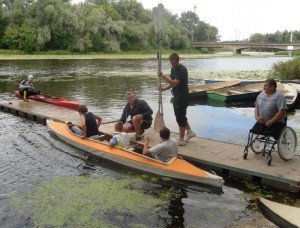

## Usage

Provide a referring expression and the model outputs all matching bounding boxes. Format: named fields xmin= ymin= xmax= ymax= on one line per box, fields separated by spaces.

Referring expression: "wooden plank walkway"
xmin=1 ymin=98 xmax=300 ymax=192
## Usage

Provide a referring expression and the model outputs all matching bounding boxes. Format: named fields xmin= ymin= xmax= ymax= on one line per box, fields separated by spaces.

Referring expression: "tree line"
xmin=0 ymin=0 xmax=219 ymax=53
xmin=249 ymin=30 xmax=300 ymax=43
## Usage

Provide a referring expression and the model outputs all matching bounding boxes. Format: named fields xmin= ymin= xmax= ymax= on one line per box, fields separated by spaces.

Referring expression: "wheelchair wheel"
xmin=250 ymin=135 xmax=264 ymax=154
xmin=278 ymin=127 xmax=297 ymax=161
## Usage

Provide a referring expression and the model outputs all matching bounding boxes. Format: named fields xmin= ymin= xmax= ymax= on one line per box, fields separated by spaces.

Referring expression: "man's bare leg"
xmin=185 ymin=121 xmax=196 ymax=142
xmin=123 ymin=122 xmax=133 ymax=132
xmin=186 ymin=122 xmax=191 ymax=131
xmin=132 ymin=116 xmax=142 ymax=135
xmin=179 ymin=126 xmax=186 ymax=139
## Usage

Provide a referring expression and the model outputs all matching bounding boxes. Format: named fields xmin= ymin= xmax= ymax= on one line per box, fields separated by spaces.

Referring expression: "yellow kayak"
xmin=47 ymin=120 xmax=224 ymax=188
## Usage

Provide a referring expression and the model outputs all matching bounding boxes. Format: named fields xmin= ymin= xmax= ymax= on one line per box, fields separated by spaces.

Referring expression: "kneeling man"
xmin=120 ymin=92 xmax=153 ymax=141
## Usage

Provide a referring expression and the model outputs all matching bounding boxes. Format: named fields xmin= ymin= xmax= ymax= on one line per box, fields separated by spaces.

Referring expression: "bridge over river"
xmin=193 ymin=41 xmax=300 ymax=55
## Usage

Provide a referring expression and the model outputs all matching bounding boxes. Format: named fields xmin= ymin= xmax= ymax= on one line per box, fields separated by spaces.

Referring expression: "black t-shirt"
xmin=85 ymin=112 xmax=99 ymax=138
xmin=170 ymin=64 xmax=188 ymax=99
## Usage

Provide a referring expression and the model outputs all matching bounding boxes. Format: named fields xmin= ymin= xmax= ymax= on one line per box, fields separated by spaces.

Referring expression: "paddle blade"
xmin=154 ymin=111 xmax=165 ymax=132
xmin=153 ymin=3 xmax=164 ymax=33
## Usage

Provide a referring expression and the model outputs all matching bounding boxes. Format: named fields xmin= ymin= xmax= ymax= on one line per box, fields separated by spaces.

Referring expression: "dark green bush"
xmin=271 ymin=57 xmax=300 ymax=80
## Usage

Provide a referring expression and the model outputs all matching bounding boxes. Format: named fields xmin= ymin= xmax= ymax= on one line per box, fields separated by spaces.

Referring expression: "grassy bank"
xmin=275 ymin=50 xmax=300 ymax=56
xmin=0 ymin=49 xmax=284 ymax=60
xmin=0 ymin=49 xmax=221 ymax=60
xmin=0 ymin=49 xmax=252 ymax=60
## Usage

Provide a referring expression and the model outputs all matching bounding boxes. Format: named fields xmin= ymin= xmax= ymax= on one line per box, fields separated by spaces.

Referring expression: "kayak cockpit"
xmin=66 ymin=123 xmax=178 ymax=166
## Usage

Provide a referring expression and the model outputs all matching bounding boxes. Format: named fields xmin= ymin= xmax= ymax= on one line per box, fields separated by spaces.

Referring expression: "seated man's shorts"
xmin=250 ymin=122 xmax=286 ymax=140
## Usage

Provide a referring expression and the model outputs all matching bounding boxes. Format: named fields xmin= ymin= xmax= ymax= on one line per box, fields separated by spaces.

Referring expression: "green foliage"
xmin=180 ymin=11 xmax=219 ymax=42
xmin=180 ymin=11 xmax=199 ymax=32
xmin=0 ymin=49 xmax=24 ymax=54
xmin=4 ymin=23 xmax=36 ymax=52
xmin=113 ymin=0 xmax=151 ymax=23
xmin=0 ymin=8 xmax=9 ymax=46
xmin=11 ymin=176 xmax=175 ymax=227
xmin=271 ymin=57 xmax=300 ymax=80
xmin=240 ymin=181 xmax=295 ymax=211
xmin=275 ymin=50 xmax=300 ymax=56
xmin=250 ymin=30 xmax=300 ymax=43
xmin=0 ymin=0 xmax=220 ymax=52
xmin=121 ymin=21 xmax=149 ymax=50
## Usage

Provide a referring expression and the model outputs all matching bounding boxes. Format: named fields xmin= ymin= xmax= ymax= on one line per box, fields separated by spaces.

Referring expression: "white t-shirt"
xmin=110 ymin=132 xmax=135 ymax=149
xmin=149 ymin=138 xmax=178 ymax=162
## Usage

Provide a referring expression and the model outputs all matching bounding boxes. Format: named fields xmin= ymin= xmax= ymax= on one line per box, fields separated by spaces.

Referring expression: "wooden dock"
xmin=1 ymin=98 xmax=300 ymax=192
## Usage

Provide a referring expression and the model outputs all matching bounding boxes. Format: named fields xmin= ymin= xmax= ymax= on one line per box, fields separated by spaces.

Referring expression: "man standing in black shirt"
xmin=120 ymin=92 xmax=153 ymax=141
xmin=158 ymin=53 xmax=196 ymax=146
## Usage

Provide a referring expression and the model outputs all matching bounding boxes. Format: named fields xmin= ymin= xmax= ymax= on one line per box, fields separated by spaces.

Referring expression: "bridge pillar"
xmin=288 ymin=50 xmax=293 ymax=57
xmin=233 ymin=49 xmax=242 ymax=55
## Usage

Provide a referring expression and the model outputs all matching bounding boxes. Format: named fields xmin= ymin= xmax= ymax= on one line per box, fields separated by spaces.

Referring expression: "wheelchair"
xmin=243 ymin=119 xmax=297 ymax=166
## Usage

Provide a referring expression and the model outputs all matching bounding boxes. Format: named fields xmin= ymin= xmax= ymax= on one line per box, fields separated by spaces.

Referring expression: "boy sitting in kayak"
xmin=143 ymin=127 xmax=178 ymax=162
xmin=109 ymin=121 xmax=135 ymax=149
xmin=75 ymin=105 xmax=102 ymax=139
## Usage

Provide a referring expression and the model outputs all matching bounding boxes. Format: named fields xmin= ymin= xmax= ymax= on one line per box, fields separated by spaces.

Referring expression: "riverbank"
xmin=0 ymin=53 xmax=234 ymax=60
xmin=0 ymin=51 xmax=281 ymax=60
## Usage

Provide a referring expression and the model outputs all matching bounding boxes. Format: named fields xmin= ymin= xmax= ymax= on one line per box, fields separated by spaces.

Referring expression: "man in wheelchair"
xmin=243 ymin=79 xmax=297 ymax=165
xmin=252 ymin=78 xmax=287 ymax=140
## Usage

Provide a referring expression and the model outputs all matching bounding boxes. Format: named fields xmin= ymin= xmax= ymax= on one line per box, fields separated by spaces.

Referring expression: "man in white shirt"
xmin=143 ymin=127 xmax=178 ymax=162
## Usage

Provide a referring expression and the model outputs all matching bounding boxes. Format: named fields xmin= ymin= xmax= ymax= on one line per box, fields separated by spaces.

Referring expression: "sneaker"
xmin=178 ymin=138 xmax=186 ymax=146
xmin=134 ymin=134 xmax=142 ymax=141
xmin=23 ymin=99 xmax=29 ymax=102
xmin=185 ymin=130 xmax=196 ymax=142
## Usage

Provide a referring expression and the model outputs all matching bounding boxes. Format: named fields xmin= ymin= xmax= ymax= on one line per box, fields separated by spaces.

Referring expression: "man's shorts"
xmin=173 ymin=98 xmax=188 ymax=127
xmin=128 ymin=119 xmax=152 ymax=130
xmin=250 ymin=122 xmax=286 ymax=140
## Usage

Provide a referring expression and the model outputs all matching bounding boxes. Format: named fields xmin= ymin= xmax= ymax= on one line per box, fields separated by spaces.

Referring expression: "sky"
xmin=139 ymin=0 xmax=300 ymax=41
xmin=71 ymin=0 xmax=300 ymax=41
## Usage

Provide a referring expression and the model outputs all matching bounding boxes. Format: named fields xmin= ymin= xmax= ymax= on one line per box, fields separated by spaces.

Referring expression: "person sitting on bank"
xmin=109 ymin=121 xmax=135 ymax=149
xmin=251 ymin=78 xmax=287 ymax=140
xmin=143 ymin=127 xmax=178 ymax=162
xmin=120 ymin=91 xmax=153 ymax=141
xmin=77 ymin=105 xmax=102 ymax=139
xmin=19 ymin=74 xmax=40 ymax=102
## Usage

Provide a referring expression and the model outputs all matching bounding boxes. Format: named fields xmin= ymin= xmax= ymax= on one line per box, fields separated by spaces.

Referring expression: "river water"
xmin=0 ymin=56 xmax=299 ymax=227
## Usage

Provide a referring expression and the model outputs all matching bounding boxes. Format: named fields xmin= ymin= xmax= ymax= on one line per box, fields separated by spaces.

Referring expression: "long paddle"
xmin=153 ymin=3 xmax=165 ymax=132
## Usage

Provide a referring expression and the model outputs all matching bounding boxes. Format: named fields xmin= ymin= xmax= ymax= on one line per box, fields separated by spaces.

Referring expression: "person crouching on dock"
xmin=120 ymin=92 xmax=153 ymax=141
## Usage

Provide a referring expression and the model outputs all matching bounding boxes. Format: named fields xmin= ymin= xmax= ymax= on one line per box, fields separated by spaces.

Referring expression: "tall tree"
xmin=180 ymin=11 xmax=219 ymax=42
xmin=113 ymin=0 xmax=151 ymax=24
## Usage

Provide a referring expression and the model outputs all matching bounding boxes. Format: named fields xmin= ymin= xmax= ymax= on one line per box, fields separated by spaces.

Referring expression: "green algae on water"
xmin=11 ymin=176 xmax=175 ymax=227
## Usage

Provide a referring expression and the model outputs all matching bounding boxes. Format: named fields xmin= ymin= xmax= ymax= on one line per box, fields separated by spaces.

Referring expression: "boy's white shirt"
xmin=114 ymin=131 xmax=135 ymax=148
